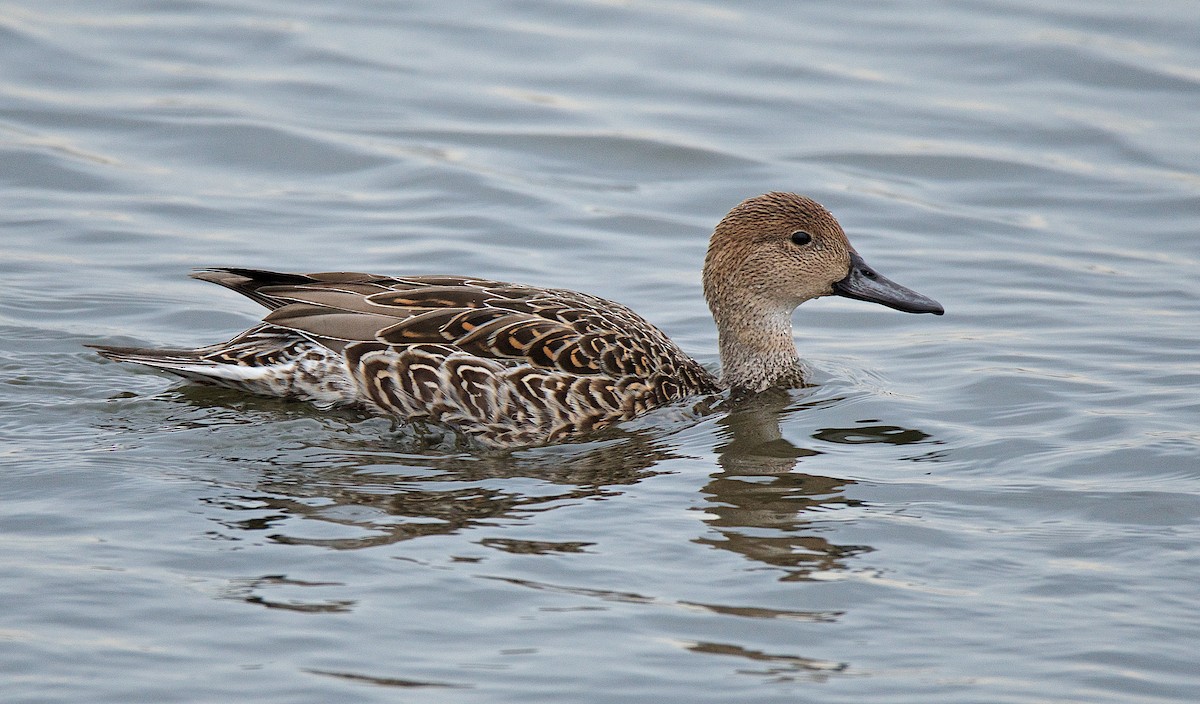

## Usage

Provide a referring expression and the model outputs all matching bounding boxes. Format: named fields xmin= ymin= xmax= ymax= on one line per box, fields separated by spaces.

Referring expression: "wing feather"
xmin=262 ymin=304 xmax=400 ymax=342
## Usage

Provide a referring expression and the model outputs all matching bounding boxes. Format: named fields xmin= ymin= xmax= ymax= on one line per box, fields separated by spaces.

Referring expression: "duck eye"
xmin=790 ymin=230 xmax=812 ymax=246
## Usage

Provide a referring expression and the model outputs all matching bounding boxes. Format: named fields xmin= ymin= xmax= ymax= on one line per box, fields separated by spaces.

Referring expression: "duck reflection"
xmin=699 ymin=388 xmax=933 ymax=580
xmin=184 ymin=385 xmax=934 ymax=579
xmin=697 ymin=389 xmax=860 ymax=580
xmin=206 ymin=426 xmax=684 ymax=550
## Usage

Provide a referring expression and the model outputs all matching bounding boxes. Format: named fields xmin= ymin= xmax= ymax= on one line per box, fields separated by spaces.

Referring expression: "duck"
xmin=90 ymin=192 xmax=942 ymax=447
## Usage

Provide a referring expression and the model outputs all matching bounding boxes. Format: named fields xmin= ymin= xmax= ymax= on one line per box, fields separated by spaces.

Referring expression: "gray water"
xmin=3 ymin=1 xmax=1199 ymax=702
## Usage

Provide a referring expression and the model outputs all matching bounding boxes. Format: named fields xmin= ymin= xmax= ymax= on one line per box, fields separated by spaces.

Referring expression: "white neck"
xmin=712 ymin=304 xmax=804 ymax=394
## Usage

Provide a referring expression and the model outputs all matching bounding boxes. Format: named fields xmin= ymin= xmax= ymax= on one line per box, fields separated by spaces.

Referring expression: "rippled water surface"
xmin=3 ymin=1 xmax=1199 ymax=702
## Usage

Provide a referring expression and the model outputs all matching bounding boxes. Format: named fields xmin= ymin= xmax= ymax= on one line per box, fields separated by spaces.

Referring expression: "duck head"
xmin=703 ymin=192 xmax=942 ymax=393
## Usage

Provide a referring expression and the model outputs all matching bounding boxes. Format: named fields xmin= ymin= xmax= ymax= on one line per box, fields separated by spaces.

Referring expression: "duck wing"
xmin=193 ymin=267 xmax=709 ymax=384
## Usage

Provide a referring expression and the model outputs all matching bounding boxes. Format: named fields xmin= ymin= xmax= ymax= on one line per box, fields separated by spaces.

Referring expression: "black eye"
xmin=790 ymin=230 xmax=812 ymax=246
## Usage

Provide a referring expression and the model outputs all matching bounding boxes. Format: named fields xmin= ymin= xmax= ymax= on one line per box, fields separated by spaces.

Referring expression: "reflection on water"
xmin=697 ymin=468 xmax=868 ymax=582
xmin=684 ymin=641 xmax=848 ymax=682
xmin=701 ymin=388 xmax=938 ymax=581
xmin=188 ymin=385 xmax=939 ymax=588
xmin=207 ymin=434 xmax=676 ymax=550
xmin=304 ymin=669 xmax=465 ymax=690
xmin=197 ymin=431 xmax=635 ymax=555
xmin=223 ymin=575 xmax=355 ymax=614
xmin=480 ymin=573 xmax=844 ymax=637
xmin=112 ymin=380 xmax=940 ymax=682
xmin=477 ymin=537 xmax=593 ymax=555
xmin=813 ymin=424 xmax=931 ymax=446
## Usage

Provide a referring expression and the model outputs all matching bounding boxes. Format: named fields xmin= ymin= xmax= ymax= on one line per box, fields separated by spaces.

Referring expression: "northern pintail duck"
xmin=91 ymin=193 xmax=942 ymax=447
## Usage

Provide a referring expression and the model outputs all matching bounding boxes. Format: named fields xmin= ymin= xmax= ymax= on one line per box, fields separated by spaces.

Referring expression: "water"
xmin=3 ymin=1 xmax=1199 ymax=702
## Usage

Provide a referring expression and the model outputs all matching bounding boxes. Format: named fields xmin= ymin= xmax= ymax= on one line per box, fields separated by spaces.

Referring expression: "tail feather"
xmin=188 ymin=268 xmax=385 ymax=310
xmin=89 ymin=268 xmax=379 ymax=407
xmin=87 ymin=343 xmax=277 ymax=388
xmin=88 ymin=343 xmax=209 ymax=365
xmin=189 ymin=268 xmax=318 ymax=310
xmin=88 ymin=337 xmax=357 ymax=407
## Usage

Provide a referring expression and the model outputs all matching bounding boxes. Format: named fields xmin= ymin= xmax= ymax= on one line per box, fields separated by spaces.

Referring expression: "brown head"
xmin=702 ymin=192 xmax=942 ymax=392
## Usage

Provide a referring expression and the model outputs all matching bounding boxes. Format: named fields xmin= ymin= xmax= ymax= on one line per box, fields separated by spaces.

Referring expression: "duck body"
xmin=93 ymin=269 xmax=722 ymax=447
xmin=92 ymin=193 xmax=942 ymax=447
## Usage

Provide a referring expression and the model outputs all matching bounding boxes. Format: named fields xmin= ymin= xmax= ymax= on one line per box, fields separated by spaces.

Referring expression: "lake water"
xmin=2 ymin=1 xmax=1199 ymax=702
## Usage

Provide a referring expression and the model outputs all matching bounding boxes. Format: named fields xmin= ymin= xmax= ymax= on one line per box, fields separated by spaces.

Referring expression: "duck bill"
xmin=832 ymin=251 xmax=944 ymax=315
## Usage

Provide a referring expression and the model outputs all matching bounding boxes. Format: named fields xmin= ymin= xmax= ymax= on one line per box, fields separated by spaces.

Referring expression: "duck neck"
xmin=712 ymin=304 xmax=804 ymax=395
